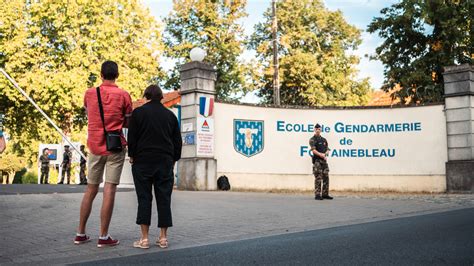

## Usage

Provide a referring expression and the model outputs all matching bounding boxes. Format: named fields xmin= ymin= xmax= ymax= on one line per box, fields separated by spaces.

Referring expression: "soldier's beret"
xmin=315 ymin=123 xmax=321 ymax=129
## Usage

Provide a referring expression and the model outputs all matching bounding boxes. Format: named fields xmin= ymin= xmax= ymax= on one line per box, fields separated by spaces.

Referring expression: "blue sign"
xmin=183 ymin=132 xmax=195 ymax=145
xmin=234 ymin=119 xmax=264 ymax=157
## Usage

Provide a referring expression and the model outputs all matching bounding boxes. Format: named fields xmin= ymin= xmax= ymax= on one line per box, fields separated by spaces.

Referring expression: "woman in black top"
xmin=128 ymin=85 xmax=182 ymax=249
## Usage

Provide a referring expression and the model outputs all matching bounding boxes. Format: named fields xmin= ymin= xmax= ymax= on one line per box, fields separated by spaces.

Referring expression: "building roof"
xmin=133 ymin=88 xmax=409 ymax=108
xmin=366 ymin=86 xmax=403 ymax=106
xmin=132 ymin=90 xmax=181 ymax=109
xmin=367 ymin=90 xmax=398 ymax=106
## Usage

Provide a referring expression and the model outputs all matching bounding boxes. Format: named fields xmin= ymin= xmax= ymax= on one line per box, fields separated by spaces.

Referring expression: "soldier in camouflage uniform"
xmin=309 ymin=124 xmax=333 ymax=200
xmin=0 ymin=114 xmax=5 ymax=154
xmin=79 ymin=145 xmax=87 ymax=185
xmin=38 ymin=148 xmax=50 ymax=184
xmin=59 ymin=145 xmax=72 ymax=184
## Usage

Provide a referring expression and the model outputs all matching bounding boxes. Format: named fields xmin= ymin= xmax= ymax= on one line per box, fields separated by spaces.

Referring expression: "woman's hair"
xmin=143 ymin=85 xmax=163 ymax=101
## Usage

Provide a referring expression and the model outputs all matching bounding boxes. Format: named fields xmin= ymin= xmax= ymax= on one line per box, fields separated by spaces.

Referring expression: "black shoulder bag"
xmin=97 ymin=87 xmax=123 ymax=153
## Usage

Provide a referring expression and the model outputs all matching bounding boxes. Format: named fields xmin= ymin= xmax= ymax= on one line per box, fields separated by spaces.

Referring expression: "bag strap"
xmin=96 ymin=87 xmax=107 ymax=134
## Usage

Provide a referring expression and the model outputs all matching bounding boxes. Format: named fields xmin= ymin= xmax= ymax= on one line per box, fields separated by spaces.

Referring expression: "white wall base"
xmin=219 ymin=172 xmax=446 ymax=193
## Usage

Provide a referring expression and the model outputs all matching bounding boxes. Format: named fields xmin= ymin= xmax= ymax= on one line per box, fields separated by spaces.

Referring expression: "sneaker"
xmin=57 ymin=182 xmax=63 ymax=184
xmin=74 ymin=234 xmax=91 ymax=245
xmin=322 ymin=195 xmax=333 ymax=200
xmin=97 ymin=235 xmax=120 ymax=248
xmin=315 ymin=195 xmax=323 ymax=200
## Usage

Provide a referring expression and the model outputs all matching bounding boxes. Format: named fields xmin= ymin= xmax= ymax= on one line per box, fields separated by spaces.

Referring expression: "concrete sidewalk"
xmin=0 ymin=184 xmax=134 ymax=195
xmin=0 ymin=188 xmax=473 ymax=264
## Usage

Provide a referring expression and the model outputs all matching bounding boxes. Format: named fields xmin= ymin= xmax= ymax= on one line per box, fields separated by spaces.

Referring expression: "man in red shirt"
xmin=74 ymin=61 xmax=132 ymax=247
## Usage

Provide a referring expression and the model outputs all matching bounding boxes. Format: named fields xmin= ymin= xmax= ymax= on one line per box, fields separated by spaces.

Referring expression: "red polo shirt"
xmin=84 ymin=81 xmax=133 ymax=156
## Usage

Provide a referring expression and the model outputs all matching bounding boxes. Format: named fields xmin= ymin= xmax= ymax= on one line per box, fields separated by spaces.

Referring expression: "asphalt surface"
xmin=80 ymin=208 xmax=474 ymax=266
xmin=0 ymin=184 xmax=134 ymax=195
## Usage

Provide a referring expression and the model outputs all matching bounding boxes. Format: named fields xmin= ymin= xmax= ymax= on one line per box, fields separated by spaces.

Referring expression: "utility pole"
xmin=272 ymin=0 xmax=280 ymax=106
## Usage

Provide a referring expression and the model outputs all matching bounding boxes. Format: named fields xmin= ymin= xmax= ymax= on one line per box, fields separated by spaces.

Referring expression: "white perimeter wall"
xmin=214 ymin=103 xmax=448 ymax=192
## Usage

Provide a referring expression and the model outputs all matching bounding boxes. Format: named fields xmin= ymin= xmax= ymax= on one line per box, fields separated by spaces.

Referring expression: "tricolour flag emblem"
xmin=199 ymin=97 xmax=214 ymax=117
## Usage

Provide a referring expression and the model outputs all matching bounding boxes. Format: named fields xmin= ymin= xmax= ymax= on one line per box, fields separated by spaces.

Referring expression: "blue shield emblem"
xmin=234 ymin=119 xmax=264 ymax=157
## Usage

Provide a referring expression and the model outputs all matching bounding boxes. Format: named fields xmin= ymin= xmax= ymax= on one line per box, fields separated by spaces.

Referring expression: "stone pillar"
xmin=443 ymin=64 xmax=474 ymax=193
xmin=178 ymin=61 xmax=217 ymax=190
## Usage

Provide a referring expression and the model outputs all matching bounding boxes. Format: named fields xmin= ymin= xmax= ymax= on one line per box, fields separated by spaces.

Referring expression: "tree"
xmin=163 ymin=0 xmax=249 ymax=101
xmin=367 ymin=0 xmax=473 ymax=104
xmin=0 ymin=151 xmax=24 ymax=184
xmin=0 ymin=0 xmax=164 ymax=163
xmin=249 ymin=0 xmax=371 ymax=106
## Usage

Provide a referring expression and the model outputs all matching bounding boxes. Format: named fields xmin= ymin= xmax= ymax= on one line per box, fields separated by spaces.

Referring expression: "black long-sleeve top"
xmin=127 ymin=100 xmax=182 ymax=163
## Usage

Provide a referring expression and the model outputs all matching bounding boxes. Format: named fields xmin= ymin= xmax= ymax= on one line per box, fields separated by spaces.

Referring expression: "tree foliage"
xmin=367 ymin=0 xmax=473 ymax=104
xmin=249 ymin=0 xmax=371 ymax=106
xmin=0 ymin=151 xmax=24 ymax=174
xmin=163 ymin=0 xmax=249 ymax=101
xmin=0 ymin=0 xmax=164 ymax=163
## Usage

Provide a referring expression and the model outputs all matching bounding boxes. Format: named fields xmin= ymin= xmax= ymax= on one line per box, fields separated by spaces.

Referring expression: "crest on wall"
xmin=233 ymin=119 xmax=264 ymax=157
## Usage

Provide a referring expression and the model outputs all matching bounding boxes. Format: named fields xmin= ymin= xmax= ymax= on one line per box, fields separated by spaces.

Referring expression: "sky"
xmin=142 ymin=0 xmax=399 ymax=101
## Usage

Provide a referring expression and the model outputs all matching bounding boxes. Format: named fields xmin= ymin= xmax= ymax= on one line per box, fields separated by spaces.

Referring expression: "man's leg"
xmin=322 ymin=163 xmax=333 ymax=199
xmin=100 ymin=182 xmax=117 ymax=236
xmin=59 ymin=167 xmax=65 ymax=184
xmin=99 ymin=150 xmax=125 ymax=238
xmin=78 ymin=153 xmax=105 ymax=235
xmin=40 ymin=171 xmax=45 ymax=184
xmin=78 ymin=184 xmax=99 ymax=234
xmin=313 ymin=162 xmax=322 ymax=198
xmin=66 ymin=167 xmax=71 ymax=184
xmin=44 ymin=168 xmax=49 ymax=184
xmin=80 ymin=166 xmax=86 ymax=184
xmin=322 ymin=171 xmax=329 ymax=196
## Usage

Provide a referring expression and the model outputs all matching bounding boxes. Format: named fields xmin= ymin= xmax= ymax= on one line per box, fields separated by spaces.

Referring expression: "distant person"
xmin=74 ymin=60 xmax=132 ymax=248
xmin=0 ymin=132 xmax=5 ymax=154
xmin=309 ymin=123 xmax=333 ymax=200
xmin=79 ymin=145 xmax=88 ymax=185
xmin=58 ymin=145 xmax=72 ymax=184
xmin=128 ymin=85 xmax=182 ymax=249
xmin=38 ymin=148 xmax=50 ymax=184
xmin=0 ymin=114 xmax=5 ymax=154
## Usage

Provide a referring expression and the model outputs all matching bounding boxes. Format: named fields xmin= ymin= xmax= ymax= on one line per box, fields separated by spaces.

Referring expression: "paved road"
xmin=1 ymin=188 xmax=473 ymax=264
xmin=81 ymin=208 xmax=474 ymax=265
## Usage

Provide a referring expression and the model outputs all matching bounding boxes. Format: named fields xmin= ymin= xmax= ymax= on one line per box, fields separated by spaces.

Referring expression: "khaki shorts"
xmin=87 ymin=149 xmax=126 ymax=185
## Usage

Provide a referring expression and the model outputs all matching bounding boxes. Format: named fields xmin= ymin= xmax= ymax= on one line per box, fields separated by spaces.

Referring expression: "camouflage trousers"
xmin=313 ymin=160 xmax=329 ymax=196
xmin=40 ymin=167 xmax=49 ymax=184
xmin=60 ymin=165 xmax=71 ymax=184
xmin=79 ymin=164 xmax=87 ymax=184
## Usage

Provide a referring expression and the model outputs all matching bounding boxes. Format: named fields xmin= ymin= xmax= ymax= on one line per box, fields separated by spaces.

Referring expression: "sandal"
xmin=133 ymin=238 xmax=149 ymax=249
xmin=156 ymin=238 xmax=168 ymax=249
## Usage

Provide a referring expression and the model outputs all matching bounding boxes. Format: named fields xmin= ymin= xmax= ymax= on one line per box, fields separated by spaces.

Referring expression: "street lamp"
xmin=190 ymin=47 xmax=206 ymax=62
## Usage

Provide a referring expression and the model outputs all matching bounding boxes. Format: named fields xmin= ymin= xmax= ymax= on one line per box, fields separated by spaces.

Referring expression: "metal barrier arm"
xmin=0 ymin=68 xmax=87 ymax=161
